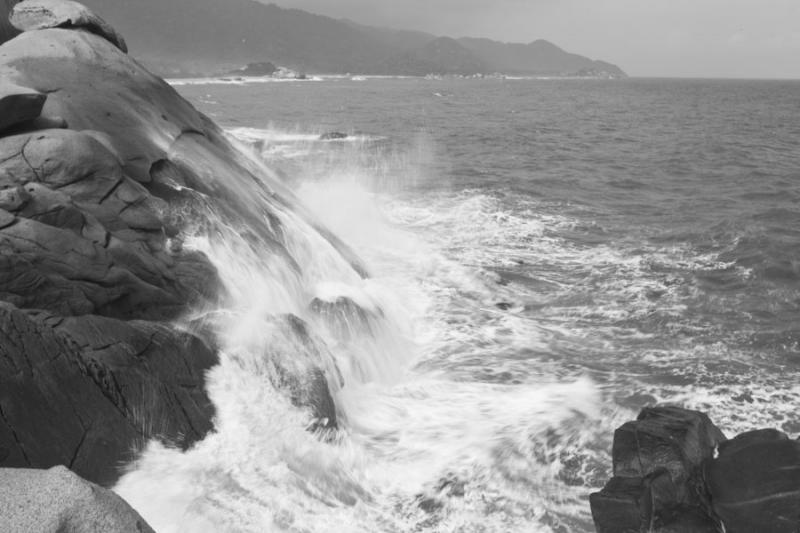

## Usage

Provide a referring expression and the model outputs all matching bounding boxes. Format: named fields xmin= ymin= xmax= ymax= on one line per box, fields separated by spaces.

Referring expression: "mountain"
xmin=458 ymin=38 xmax=627 ymax=78
xmin=379 ymin=37 xmax=490 ymax=76
xmin=77 ymin=0 xmax=626 ymax=77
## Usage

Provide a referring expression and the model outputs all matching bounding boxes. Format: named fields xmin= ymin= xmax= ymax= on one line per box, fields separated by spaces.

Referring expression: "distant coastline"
xmin=78 ymin=0 xmax=627 ymax=80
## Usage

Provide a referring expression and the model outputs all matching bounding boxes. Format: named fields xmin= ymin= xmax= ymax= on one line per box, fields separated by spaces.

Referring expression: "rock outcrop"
xmin=592 ymin=406 xmax=800 ymax=533
xmin=0 ymin=81 xmax=44 ymax=133
xmin=0 ymin=0 xmax=365 ymax=487
xmin=0 ymin=465 xmax=155 ymax=532
xmin=10 ymin=0 xmax=127 ymax=51
xmin=705 ymin=429 xmax=800 ymax=532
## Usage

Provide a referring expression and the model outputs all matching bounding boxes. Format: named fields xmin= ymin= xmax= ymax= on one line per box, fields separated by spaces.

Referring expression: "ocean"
xmin=115 ymin=77 xmax=800 ymax=532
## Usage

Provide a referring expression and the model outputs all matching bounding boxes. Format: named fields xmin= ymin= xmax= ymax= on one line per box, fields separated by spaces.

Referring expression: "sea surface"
xmin=117 ymin=77 xmax=800 ymax=532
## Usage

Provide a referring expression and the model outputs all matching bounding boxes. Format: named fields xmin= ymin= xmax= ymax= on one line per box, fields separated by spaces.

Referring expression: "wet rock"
xmin=310 ymin=296 xmax=379 ymax=339
xmin=0 ymin=0 xmax=369 ymax=489
xmin=271 ymin=315 xmax=340 ymax=430
xmin=0 ymin=81 xmax=45 ymax=134
xmin=10 ymin=0 xmax=127 ymax=52
xmin=612 ymin=406 xmax=725 ymax=504
xmin=590 ymin=469 xmax=677 ymax=532
xmin=416 ymin=495 xmax=443 ymax=513
xmin=0 ymin=303 xmax=217 ymax=485
xmin=706 ymin=429 xmax=800 ymax=532
xmin=593 ymin=406 xmax=727 ymax=533
xmin=0 ymin=465 xmax=154 ymax=532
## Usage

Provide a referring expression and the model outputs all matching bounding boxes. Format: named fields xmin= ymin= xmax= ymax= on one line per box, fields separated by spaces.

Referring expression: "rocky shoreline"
xmin=0 ymin=0 xmax=362 ymax=528
xmin=0 ymin=1 xmax=797 ymax=532
xmin=591 ymin=406 xmax=800 ymax=532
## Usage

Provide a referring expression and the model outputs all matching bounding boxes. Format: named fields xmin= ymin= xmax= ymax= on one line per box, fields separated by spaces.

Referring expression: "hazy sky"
xmin=269 ymin=0 xmax=800 ymax=78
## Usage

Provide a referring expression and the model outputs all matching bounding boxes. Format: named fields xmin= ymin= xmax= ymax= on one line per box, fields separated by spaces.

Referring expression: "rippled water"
xmin=117 ymin=77 xmax=800 ymax=532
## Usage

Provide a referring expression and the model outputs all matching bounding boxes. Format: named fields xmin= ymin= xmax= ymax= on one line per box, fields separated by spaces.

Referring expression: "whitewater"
xmin=116 ymin=77 xmax=800 ymax=532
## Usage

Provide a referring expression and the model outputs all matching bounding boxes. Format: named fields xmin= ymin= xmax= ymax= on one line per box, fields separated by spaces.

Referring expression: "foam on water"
xmin=114 ymin=126 xmax=611 ymax=532
xmin=115 ymin=117 xmax=800 ymax=531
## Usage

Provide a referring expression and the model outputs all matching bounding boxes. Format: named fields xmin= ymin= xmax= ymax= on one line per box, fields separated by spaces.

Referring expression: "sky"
xmin=268 ymin=0 xmax=800 ymax=79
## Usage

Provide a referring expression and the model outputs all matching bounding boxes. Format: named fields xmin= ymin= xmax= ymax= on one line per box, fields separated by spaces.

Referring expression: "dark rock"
xmin=0 ymin=465 xmax=154 ymax=532
xmin=495 ymin=302 xmax=513 ymax=310
xmin=0 ymin=81 xmax=45 ymax=134
xmin=319 ymin=131 xmax=349 ymax=141
xmin=0 ymin=1 xmax=21 ymax=44
xmin=593 ymin=406 xmax=728 ymax=533
xmin=612 ymin=406 xmax=725 ymax=504
xmin=10 ymin=0 xmax=127 ymax=52
xmin=416 ymin=495 xmax=443 ymax=513
xmin=0 ymin=303 xmax=216 ymax=485
xmin=706 ymin=428 xmax=800 ymax=532
xmin=310 ymin=296 xmax=379 ymax=340
xmin=1 ymin=114 xmax=68 ymax=135
xmin=0 ymin=0 xmax=370 ymax=489
xmin=590 ymin=469 xmax=677 ymax=533
xmin=271 ymin=315 xmax=339 ymax=430
xmin=655 ymin=507 xmax=718 ymax=533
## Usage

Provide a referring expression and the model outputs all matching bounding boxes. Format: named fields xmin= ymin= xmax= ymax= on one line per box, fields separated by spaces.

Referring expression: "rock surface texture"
xmin=10 ymin=0 xmax=127 ymax=51
xmin=592 ymin=406 xmax=800 ymax=532
xmin=0 ymin=0 xmax=363 ymax=487
xmin=0 ymin=465 xmax=155 ymax=532
xmin=706 ymin=429 xmax=800 ymax=532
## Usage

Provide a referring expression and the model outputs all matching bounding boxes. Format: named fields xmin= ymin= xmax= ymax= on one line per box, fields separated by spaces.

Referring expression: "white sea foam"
xmin=114 ymin=124 xmax=616 ymax=532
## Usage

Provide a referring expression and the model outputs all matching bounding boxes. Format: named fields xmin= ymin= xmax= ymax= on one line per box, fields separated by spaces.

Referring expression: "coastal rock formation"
xmin=10 ymin=0 xmax=127 ymax=52
xmin=0 ymin=81 xmax=44 ymax=133
xmin=0 ymin=465 xmax=154 ymax=532
xmin=0 ymin=0 xmax=364 ymax=487
xmin=705 ymin=429 xmax=800 ymax=532
xmin=272 ymin=315 xmax=340 ymax=430
xmin=0 ymin=303 xmax=217 ymax=486
xmin=0 ymin=1 xmax=228 ymax=485
xmin=592 ymin=407 xmax=800 ymax=532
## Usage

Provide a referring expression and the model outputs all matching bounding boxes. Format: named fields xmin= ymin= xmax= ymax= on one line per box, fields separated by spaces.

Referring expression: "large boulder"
xmin=0 ymin=0 xmax=366 ymax=487
xmin=10 ymin=0 xmax=127 ymax=52
xmin=0 ymin=81 xmax=44 ymax=133
xmin=706 ymin=429 xmax=800 ymax=532
xmin=612 ymin=406 xmax=725 ymax=504
xmin=0 ymin=303 xmax=216 ymax=485
xmin=592 ymin=406 xmax=726 ymax=533
xmin=269 ymin=315 xmax=340 ymax=430
xmin=0 ymin=465 xmax=154 ymax=532
xmin=0 ymin=26 xmax=366 ymax=275
xmin=0 ymin=128 xmax=220 ymax=320
xmin=0 ymin=0 xmax=20 ymax=44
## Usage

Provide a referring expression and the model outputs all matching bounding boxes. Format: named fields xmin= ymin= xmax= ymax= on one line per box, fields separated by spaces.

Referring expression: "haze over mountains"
xmin=79 ymin=0 xmax=626 ymax=78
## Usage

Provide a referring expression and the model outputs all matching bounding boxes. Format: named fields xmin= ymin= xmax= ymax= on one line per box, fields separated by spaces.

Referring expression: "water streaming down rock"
xmin=0 ymin=7 xmax=610 ymax=530
xmin=109 ymin=125 xmax=611 ymax=533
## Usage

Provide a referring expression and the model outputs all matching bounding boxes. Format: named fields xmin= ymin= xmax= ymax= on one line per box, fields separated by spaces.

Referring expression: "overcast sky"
xmin=269 ymin=0 xmax=800 ymax=78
